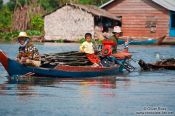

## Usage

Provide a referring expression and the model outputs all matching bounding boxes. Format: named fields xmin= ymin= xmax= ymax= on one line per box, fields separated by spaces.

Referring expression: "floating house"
xmin=100 ymin=0 xmax=175 ymax=39
xmin=44 ymin=4 xmax=119 ymax=41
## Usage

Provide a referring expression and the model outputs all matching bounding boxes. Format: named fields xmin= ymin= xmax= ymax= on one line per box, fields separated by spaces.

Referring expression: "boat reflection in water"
xmin=0 ymin=76 xmax=130 ymax=101
xmin=7 ymin=75 xmax=130 ymax=89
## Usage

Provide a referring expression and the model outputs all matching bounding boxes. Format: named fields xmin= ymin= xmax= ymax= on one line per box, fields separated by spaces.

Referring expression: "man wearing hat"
xmin=16 ymin=32 xmax=41 ymax=67
xmin=108 ymin=26 xmax=122 ymax=53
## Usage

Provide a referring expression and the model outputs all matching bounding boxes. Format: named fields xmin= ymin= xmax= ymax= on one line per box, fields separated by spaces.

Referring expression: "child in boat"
xmin=80 ymin=33 xmax=101 ymax=67
xmin=16 ymin=32 xmax=41 ymax=67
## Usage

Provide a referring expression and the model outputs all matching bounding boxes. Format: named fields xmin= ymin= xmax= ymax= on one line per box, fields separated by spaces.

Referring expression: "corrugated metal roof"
xmin=100 ymin=0 xmax=175 ymax=11
xmin=99 ymin=0 xmax=114 ymax=8
xmin=71 ymin=4 xmax=118 ymax=20
xmin=152 ymin=0 xmax=175 ymax=11
xmin=44 ymin=3 xmax=119 ymax=20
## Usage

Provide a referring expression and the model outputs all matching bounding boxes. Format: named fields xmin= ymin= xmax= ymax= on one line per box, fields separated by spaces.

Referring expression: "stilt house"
xmin=44 ymin=4 xmax=119 ymax=41
xmin=100 ymin=0 xmax=175 ymax=39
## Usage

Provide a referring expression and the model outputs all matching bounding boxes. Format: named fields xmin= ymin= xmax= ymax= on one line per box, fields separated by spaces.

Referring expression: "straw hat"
xmin=18 ymin=32 xmax=29 ymax=38
xmin=17 ymin=32 xmax=31 ymax=44
xmin=113 ymin=26 xmax=122 ymax=33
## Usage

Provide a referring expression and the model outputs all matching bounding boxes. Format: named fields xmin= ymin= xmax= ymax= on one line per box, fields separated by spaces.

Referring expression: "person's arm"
xmin=16 ymin=53 xmax=21 ymax=61
xmin=16 ymin=47 xmax=23 ymax=61
xmin=80 ymin=42 xmax=85 ymax=53
xmin=27 ymin=45 xmax=40 ymax=61
xmin=32 ymin=46 xmax=40 ymax=61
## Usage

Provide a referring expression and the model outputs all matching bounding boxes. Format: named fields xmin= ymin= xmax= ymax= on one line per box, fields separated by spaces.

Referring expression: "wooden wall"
xmin=102 ymin=0 xmax=170 ymax=39
xmin=44 ymin=5 xmax=94 ymax=41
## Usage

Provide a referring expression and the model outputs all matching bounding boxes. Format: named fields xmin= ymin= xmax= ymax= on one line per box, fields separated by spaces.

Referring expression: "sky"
xmin=3 ymin=0 xmax=9 ymax=4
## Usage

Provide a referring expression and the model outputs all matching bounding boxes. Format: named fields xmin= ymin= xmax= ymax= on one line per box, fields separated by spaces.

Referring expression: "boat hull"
xmin=118 ymin=39 xmax=157 ymax=45
xmin=7 ymin=59 xmax=123 ymax=78
xmin=129 ymin=39 xmax=157 ymax=45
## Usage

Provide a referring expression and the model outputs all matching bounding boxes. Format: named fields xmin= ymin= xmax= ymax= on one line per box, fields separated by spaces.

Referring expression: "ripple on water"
xmin=0 ymin=44 xmax=175 ymax=116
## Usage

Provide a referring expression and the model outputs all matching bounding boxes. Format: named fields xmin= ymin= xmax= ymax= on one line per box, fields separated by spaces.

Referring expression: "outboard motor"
xmin=101 ymin=39 xmax=135 ymax=72
xmin=101 ymin=40 xmax=116 ymax=57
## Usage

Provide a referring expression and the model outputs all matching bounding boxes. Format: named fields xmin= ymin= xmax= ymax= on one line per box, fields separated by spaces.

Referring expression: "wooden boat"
xmin=129 ymin=39 xmax=158 ymax=45
xmin=0 ymin=50 xmax=128 ymax=79
xmin=118 ymin=35 xmax=166 ymax=45
xmin=158 ymin=38 xmax=175 ymax=45
xmin=138 ymin=59 xmax=175 ymax=71
xmin=118 ymin=38 xmax=158 ymax=45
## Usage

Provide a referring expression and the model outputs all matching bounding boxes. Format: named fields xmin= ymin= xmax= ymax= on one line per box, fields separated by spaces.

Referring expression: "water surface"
xmin=0 ymin=43 xmax=175 ymax=116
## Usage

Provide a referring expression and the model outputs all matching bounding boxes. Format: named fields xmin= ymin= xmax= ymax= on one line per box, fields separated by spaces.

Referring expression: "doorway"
xmin=170 ymin=11 xmax=175 ymax=37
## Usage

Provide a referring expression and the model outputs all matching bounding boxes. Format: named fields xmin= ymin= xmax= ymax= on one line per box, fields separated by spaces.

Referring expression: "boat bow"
xmin=0 ymin=49 xmax=8 ymax=70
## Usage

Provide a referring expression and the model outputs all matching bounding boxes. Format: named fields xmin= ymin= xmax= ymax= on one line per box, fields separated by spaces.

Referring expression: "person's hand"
xmin=16 ymin=58 xmax=20 ymax=61
xmin=94 ymin=50 xmax=100 ymax=55
xmin=80 ymin=50 xmax=85 ymax=53
xmin=21 ymin=57 xmax=27 ymax=64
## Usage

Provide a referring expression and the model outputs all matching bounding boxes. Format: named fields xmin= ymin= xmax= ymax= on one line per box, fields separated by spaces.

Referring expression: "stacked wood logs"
xmin=40 ymin=51 xmax=93 ymax=68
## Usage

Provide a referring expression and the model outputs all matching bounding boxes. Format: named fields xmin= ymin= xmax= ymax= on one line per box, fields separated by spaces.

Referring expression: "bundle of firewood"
xmin=40 ymin=51 xmax=92 ymax=68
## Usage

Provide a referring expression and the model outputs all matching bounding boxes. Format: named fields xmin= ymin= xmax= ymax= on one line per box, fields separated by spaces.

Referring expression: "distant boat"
xmin=158 ymin=38 xmax=175 ymax=45
xmin=129 ymin=39 xmax=158 ymax=45
xmin=118 ymin=38 xmax=158 ymax=45
xmin=118 ymin=35 xmax=166 ymax=45
xmin=138 ymin=59 xmax=175 ymax=71
xmin=0 ymin=50 xmax=132 ymax=80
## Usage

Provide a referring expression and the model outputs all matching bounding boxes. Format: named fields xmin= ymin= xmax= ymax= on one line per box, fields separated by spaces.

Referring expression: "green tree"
xmin=0 ymin=5 xmax=12 ymax=31
xmin=19 ymin=0 xmax=29 ymax=6
xmin=79 ymin=0 xmax=110 ymax=6
xmin=7 ymin=0 xmax=29 ymax=11
xmin=31 ymin=15 xmax=44 ymax=32
xmin=79 ymin=0 xmax=94 ymax=5
xmin=38 ymin=0 xmax=59 ymax=12
xmin=58 ymin=0 xmax=79 ymax=6
xmin=7 ymin=0 xmax=15 ymax=11
xmin=0 ymin=0 xmax=3 ymax=9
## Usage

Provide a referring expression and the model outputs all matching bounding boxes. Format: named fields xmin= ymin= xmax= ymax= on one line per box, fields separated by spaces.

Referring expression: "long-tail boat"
xmin=0 ymin=49 xmax=133 ymax=79
xmin=0 ymin=39 xmax=135 ymax=79
xmin=118 ymin=35 xmax=166 ymax=45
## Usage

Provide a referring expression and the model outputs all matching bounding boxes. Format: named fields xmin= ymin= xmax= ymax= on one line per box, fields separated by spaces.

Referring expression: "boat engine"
xmin=101 ymin=40 xmax=135 ymax=72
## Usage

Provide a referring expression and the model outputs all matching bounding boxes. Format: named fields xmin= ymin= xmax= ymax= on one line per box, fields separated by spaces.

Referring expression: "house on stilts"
xmin=100 ymin=0 xmax=175 ymax=39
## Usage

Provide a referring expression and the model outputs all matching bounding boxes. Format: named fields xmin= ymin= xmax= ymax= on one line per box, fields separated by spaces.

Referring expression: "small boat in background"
xmin=158 ymin=37 xmax=175 ymax=45
xmin=129 ymin=38 xmax=157 ymax=45
xmin=118 ymin=38 xmax=158 ymax=45
xmin=118 ymin=35 xmax=166 ymax=45
xmin=138 ymin=58 xmax=175 ymax=71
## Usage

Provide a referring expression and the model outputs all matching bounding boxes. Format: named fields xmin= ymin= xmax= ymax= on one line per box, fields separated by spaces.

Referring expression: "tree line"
xmin=0 ymin=0 xmax=109 ymax=41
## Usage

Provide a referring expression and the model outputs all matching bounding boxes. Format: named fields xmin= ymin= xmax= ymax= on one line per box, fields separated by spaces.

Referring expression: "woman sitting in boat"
xmin=16 ymin=32 xmax=41 ymax=67
xmin=80 ymin=33 xmax=101 ymax=67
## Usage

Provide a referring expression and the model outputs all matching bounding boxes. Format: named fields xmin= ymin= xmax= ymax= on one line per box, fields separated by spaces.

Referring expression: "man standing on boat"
xmin=16 ymin=32 xmax=41 ymax=67
xmin=80 ymin=33 xmax=101 ymax=67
